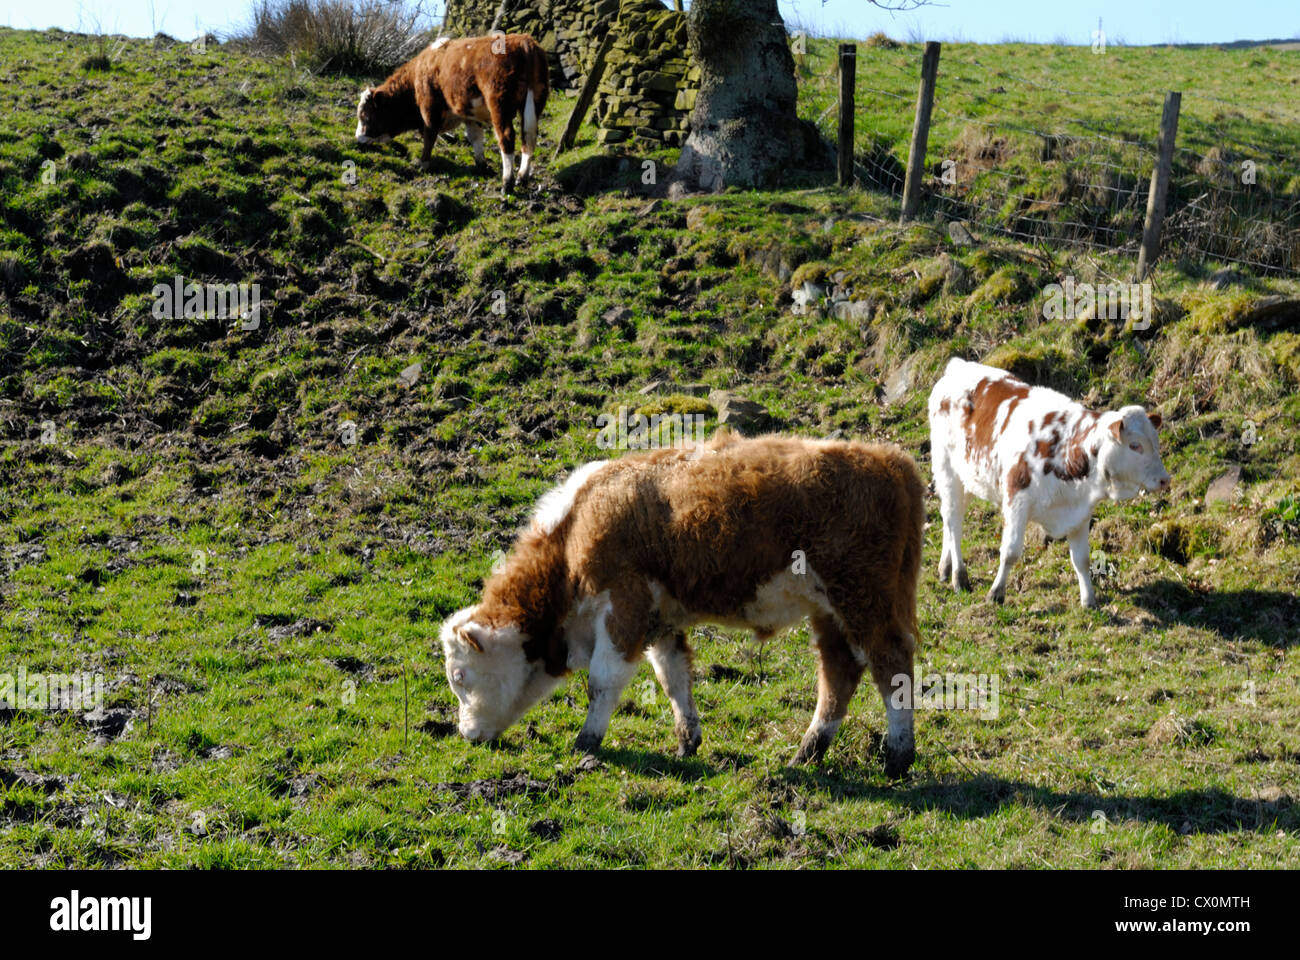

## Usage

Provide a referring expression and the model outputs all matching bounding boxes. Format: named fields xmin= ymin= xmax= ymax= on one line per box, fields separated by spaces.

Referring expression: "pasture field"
xmin=0 ymin=27 xmax=1298 ymax=868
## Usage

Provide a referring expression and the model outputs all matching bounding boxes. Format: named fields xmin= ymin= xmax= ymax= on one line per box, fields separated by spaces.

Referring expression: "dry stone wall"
xmin=441 ymin=0 xmax=699 ymax=148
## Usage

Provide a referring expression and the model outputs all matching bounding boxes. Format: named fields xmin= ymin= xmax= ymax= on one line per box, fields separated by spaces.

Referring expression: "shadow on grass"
xmin=1127 ymin=580 xmax=1299 ymax=647
xmin=596 ymin=746 xmax=733 ymax=782
xmin=771 ymin=767 xmax=1298 ymax=834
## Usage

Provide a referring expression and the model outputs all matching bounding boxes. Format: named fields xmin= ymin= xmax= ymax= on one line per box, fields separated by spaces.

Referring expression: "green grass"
xmin=0 ymin=26 xmax=1297 ymax=869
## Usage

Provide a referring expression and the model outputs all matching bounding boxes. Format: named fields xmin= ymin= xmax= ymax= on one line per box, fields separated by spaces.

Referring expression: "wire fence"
xmin=842 ymin=46 xmax=1300 ymax=275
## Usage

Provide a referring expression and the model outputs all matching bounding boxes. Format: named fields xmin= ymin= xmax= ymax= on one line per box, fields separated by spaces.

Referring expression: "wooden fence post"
xmin=837 ymin=43 xmax=856 ymax=187
xmin=900 ymin=41 xmax=941 ymax=222
xmin=553 ymin=34 xmax=615 ymax=159
xmin=1136 ymin=91 xmax=1182 ymax=280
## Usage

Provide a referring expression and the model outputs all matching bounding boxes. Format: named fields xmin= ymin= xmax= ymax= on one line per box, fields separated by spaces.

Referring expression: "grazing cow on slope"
xmin=928 ymin=357 xmax=1171 ymax=608
xmin=354 ymin=34 xmax=549 ymax=192
xmin=440 ymin=433 xmax=926 ymax=777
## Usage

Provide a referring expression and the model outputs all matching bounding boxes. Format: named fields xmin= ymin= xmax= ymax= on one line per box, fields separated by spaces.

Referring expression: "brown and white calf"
xmin=354 ymin=34 xmax=549 ymax=192
xmin=928 ymin=358 xmax=1170 ymax=608
xmin=440 ymin=433 xmax=926 ymax=777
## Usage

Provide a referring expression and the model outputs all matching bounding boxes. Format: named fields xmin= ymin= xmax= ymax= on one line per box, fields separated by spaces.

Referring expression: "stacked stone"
xmin=441 ymin=0 xmax=701 ymax=148
xmin=592 ymin=3 xmax=698 ymax=147
xmin=550 ymin=0 xmax=620 ymax=88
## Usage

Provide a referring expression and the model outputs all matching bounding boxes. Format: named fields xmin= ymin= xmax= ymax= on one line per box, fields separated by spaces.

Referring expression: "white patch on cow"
xmin=646 ymin=568 xmax=839 ymax=642
xmin=802 ymin=714 xmax=842 ymax=744
xmin=431 ymin=36 xmax=450 ymax=50
xmin=440 ymin=606 xmax=561 ymax=742
xmin=531 ymin=460 xmax=609 ymax=535
xmin=500 ymin=148 xmax=515 ymax=187
xmin=561 ymin=590 xmax=612 ymax=671
xmin=575 ymin=596 xmax=639 ymax=747
xmin=645 ymin=636 xmax=697 ymax=732
xmin=354 ymin=120 xmax=369 ymax=142
xmin=883 ymin=694 xmax=913 ymax=757
xmin=737 ymin=566 xmax=837 ymax=637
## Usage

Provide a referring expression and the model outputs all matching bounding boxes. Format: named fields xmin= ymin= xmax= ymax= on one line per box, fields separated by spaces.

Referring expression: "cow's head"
xmin=1097 ymin=406 xmax=1171 ymax=500
xmin=440 ymin=606 xmax=561 ymax=744
xmin=354 ymin=87 xmax=395 ymax=144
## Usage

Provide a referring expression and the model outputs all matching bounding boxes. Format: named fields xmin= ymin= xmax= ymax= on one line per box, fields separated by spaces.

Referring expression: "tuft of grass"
xmin=236 ymin=0 xmax=430 ymax=74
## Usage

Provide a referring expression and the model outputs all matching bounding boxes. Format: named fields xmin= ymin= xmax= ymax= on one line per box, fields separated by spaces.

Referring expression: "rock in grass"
xmin=398 ymin=361 xmax=422 ymax=389
xmin=638 ymin=380 xmax=708 ymax=397
xmin=1205 ymin=464 xmax=1242 ymax=505
xmin=948 ymin=220 xmax=975 ymax=246
xmin=707 ymin=391 xmax=770 ymax=434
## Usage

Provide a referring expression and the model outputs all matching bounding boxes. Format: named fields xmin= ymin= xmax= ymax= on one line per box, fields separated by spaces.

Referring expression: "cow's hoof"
xmin=791 ymin=731 xmax=830 ymax=766
xmin=953 ymin=568 xmax=970 ymax=592
xmin=1081 ymin=595 xmax=1099 ymax=610
xmin=884 ymin=746 xmax=915 ymax=780
xmin=988 ymin=586 xmax=1005 ymax=604
xmin=938 ymin=557 xmax=952 ymax=582
xmin=418 ymin=160 xmax=433 ymax=173
xmin=675 ymin=726 xmax=702 ymax=758
xmin=573 ymin=732 xmax=603 ymax=754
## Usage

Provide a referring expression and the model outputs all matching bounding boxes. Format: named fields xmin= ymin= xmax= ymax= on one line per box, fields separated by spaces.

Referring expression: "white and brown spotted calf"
xmin=928 ymin=358 xmax=1170 ymax=608
xmin=440 ymin=433 xmax=926 ymax=777
xmin=354 ymin=34 xmax=549 ymax=192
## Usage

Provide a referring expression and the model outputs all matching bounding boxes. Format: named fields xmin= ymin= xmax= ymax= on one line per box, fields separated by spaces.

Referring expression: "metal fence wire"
xmin=843 ymin=46 xmax=1300 ymax=275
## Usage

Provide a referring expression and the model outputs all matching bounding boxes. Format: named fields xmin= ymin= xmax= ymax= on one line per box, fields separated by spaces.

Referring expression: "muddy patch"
xmin=0 ymin=767 xmax=72 ymax=793
xmin=81 ymin=706 xmax=134 ymax=746
xmin=529 ymin=818 xmax=563 ymax=841
xmin=255 ymin=614 xmax=334 ymax=640
xmin=433 ymin=772 xmax=561 ymax=802
xmin=417 ymin=718 xmax=457 ymax=739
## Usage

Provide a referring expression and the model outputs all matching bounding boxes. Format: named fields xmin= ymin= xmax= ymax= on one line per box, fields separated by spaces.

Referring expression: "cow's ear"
xmin=1146 ymin=411 xmax=1162 ymax=430
xmin=1109 ymin=419 xmax=1123 ymax=441
xmin=457 ymin=622 xmax=488 ymax=653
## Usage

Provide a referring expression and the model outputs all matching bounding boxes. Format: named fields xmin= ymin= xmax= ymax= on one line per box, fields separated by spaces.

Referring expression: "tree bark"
xmin=669 ymin=0 xmax=804 ymax=193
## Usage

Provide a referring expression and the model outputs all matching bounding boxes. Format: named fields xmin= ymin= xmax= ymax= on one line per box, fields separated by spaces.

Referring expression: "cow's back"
xmin=430 ymin=34 xmax=548 ymax=114
xmin=570 ymin=436 xmax=923 ymax=637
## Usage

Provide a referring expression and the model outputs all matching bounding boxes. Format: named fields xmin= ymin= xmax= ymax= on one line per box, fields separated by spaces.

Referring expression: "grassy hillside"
xmin=0 ymin=26 xmax=1297 ymax=868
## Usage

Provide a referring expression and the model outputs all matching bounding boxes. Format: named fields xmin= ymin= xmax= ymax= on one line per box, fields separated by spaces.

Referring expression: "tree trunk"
xmin=669 ymin=0 xmax=803 ymax=193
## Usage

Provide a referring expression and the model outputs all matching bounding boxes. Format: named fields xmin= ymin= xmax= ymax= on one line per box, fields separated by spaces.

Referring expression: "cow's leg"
xmin=464 ymin=121 xmax=487 ymax=170
xmin=645 ymin=632 xmax=701 ymax=757
xmin=936 ymin=472 xmax=970 ymax=591
xmin=517 ymin=88 xmax=538 ymax=185
xmin=574 ymin=591 xmax=643 ymax=754
xmin=866 ymin=637 xmax=915 ymax=779
xmin=488 ymin=103 xmax=518 ymax=194
xmin=989 ymin=493 xmax=1030 ymax=604
xmin=1067 ymin=520 xmax=1097 ymax=609
xmin=418 ymin=127 xmax=436 ymax=172
xmin=793 ymin=616 xmax=865 ymax=766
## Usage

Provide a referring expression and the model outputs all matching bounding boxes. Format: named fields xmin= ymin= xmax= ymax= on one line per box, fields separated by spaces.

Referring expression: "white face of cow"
xmin=439 ymin=606 xmax=561 ymax=743
xmin=1096 ymin=406 xmax=1171 ymax=500
xmin=354 ymin=88 xmax=393 ymax=144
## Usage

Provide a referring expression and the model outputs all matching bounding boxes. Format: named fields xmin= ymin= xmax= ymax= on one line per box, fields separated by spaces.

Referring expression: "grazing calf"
xmin=928 ymin=358 xmax=1170 ymax=608
xmin=354 ymin=34 xmax=549 ymax=192
xmin=440 ymin=433 xmax=926 ymax=777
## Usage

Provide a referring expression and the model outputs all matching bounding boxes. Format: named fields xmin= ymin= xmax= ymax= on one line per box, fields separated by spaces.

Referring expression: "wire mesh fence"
xmin=841 ymin=45 xmax=1300 ymax=275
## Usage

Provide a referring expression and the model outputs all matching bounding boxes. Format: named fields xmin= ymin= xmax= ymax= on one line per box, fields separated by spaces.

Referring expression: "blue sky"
xmin=1 ymin=0 xmax=1298 ymax=45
